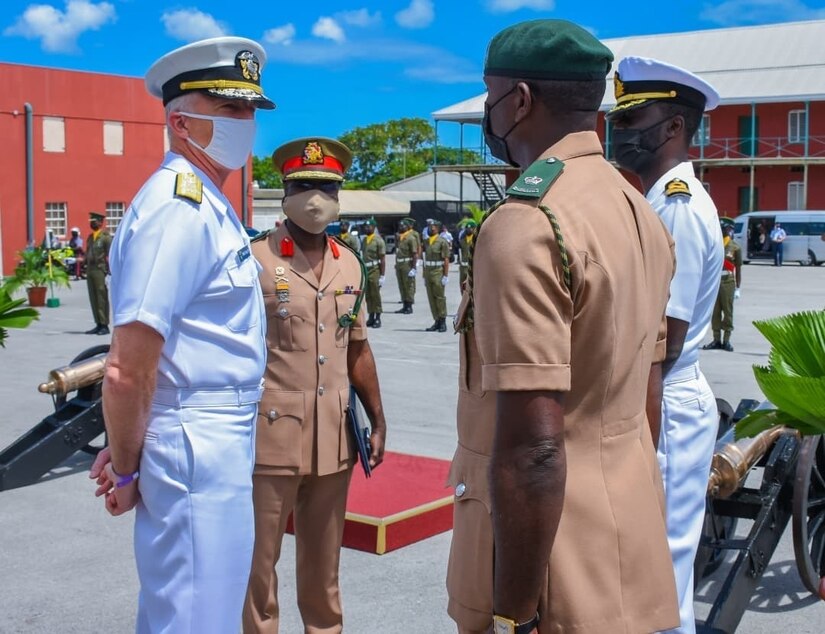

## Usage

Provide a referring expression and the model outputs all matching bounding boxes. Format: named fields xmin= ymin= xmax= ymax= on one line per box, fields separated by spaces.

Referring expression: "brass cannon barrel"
xmin=37 ymin=354 xmax=107 ymax=397
xmin=707 ymin=425 xmax=788 ymax=499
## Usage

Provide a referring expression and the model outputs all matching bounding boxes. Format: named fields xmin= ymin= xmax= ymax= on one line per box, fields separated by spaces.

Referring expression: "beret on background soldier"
xmin=272 ymin=138 xmax=353 ymax=182
xmin=145 ymin=36 xmax=275 ymax=109
xmin=89 ymin=212 xmax=105 ymax=222
xmin=606 ymin=56 xmax=720 ymax=118
xmin=484 ymin=19 xmax=613 ymax=80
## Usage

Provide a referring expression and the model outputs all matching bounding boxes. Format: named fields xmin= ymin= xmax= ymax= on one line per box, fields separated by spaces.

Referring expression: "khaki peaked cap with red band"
xmin=145 ymin=36 xmax=275 ymax=109
xmin=272 ymin=138 xmax=353 ymax=182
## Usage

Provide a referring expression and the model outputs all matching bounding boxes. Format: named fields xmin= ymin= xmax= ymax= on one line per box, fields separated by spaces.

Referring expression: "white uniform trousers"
xmin=657 ymin=363 xmax=718 ymax=634
xmin=135 ymin=392 xmax=259 ymax=634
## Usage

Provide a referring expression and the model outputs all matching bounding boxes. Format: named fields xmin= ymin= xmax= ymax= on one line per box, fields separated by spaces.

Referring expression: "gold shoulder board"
xmin=665 ymin=178 xmax=691 ymax=198
xmin=174 ymin=172 xmax=203 ymax=204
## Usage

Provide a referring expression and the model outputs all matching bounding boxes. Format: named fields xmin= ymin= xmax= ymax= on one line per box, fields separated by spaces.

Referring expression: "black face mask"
xmin=90 ymin=221 xmax=101 ymax=231
xmin=482 ymin=85 xmax=522 ymax=167
xmin=612 ymin=117 xmax=671 ymax=174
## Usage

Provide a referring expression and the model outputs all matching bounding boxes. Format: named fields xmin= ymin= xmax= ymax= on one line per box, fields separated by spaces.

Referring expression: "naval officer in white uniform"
xmin=90 ymin=36 xmax=274 ymax=633
xmin=607 ymin=57 xmax=724 ymax=633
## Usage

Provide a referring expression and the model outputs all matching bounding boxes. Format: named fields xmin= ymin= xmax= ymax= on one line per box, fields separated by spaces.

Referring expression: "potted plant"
xmin=0 ymin=286 xmax=39 ymax=346
xmin=3 ymin=246 xmax=70 ymax=307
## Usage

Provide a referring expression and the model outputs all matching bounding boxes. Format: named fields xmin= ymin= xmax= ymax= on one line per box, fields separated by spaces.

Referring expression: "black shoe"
xmin=437 ymin=318 xmax=447 ymax=333
xmin=372 ymin=315 xmax=382 ymax=329
xmin=702 ymin=340 xmax=722 ymax=350
xmin=96 ymin=326 xmax=110 ymax=335
xmin=85 ymin=325 xmax=101 ymax=334
xmin=366 ymin=314 xmax=376 ymax=328
xmin=722 ymin=342 xmax=733 ymax=352
xmin=403 ymin=303 xmax=413 ymax=314
xmin=394 ymin=305 xmax=407 ymax=314
xmin=425 ymin=321 xmax=440 ymax=332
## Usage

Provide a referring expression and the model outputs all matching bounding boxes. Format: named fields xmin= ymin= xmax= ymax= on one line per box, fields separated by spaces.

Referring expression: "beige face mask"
xmin=282 ymin=190 xmax=340 ymax=235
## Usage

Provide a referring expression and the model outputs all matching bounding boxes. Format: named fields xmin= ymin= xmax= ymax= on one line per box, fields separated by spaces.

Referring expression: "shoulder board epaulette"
xmin=174 ymin=172 xmax=203 ymax=204
xmin=250 ymin=229 xmax=271 ymax=243
xmin=665 ymin=178 xmax=691 ymax=198
xmin=506 ymin=156 xmax=565 ymax=200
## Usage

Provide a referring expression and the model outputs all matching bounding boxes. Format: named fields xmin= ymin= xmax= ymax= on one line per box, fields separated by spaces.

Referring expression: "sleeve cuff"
xmin=113 ymin=309 xmax=169 ymax=340
xmin=666 ymin=305 xmax=694 ymax=323
xmin=654 ymin=337 xmax=667 ymax=363
xmin=481 ymin=363 xmax=570 ymax=392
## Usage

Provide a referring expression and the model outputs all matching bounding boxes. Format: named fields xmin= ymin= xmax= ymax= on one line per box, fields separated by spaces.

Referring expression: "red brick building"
xmin=432 ymin=20 xmax=825 ymax=217
xmin=0 ymin=63 xmax=250 ymax=275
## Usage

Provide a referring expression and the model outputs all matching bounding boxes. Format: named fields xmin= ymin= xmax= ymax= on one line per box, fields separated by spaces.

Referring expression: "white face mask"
xmin=283 ymin=190 xmax=340 ymax=235
xmin=180 ymin=111 xmax=256 ymax=170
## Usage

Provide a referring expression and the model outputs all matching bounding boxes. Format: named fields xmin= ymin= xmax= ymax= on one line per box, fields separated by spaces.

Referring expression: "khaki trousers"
xmin=711 ymin=276 xmax=735 ymax=341
xmin=86 ymin=267 xmax=109 ymax=326
xmin=243 ymin=469 xmax=352 ymax=634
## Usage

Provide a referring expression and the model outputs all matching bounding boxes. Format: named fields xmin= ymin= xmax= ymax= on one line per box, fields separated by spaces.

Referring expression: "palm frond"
xmin=754 ymin=310 xmax=825 ymax=377
xmin=735 ymin=408 xmax=821 ymax=439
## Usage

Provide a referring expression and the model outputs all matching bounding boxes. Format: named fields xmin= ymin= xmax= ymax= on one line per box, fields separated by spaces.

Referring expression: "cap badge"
xmin=303 ymin=141 xmax=325 ymax=165
xmin=614 ymin=74 xmax=625 ymax=98
xmin=237 ymin=51 xmax=260 ymax=81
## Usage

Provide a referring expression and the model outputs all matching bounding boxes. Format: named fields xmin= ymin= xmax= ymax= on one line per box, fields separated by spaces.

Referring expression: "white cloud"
xmin=700 ymin=0 xmax=825 ymax=25
xmin=4 ymin=0 xmax=116 ymax=54
xmin=161 ymin=8 xmax=228 ymax=42
xmin=263 ymin=23 xmax=295 ymax=46
xmin=485 ymin=0 xmax=555 ymax=12
xmin=337 ymin=8 xmax=382 ymax=27
xmin=312 ymin=16 xmax=345 ymax=43
xmin=395 ymin=0 xmax=434 ymax=29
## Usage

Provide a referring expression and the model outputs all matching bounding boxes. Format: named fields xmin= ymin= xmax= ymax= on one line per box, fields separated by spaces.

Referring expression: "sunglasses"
xmin=286 ymin=180 xmax=342 ymax=195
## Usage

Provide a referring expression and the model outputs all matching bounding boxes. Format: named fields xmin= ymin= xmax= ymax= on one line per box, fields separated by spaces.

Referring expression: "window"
xmin=788 ymin=181 xmax=805 ymax=210
xmin=43 ymin=117 xmax=65 ymax=152
xmin=45 ymin=202 xmax=67 ymax=236
xmin=106 ymin=202 xmax=125 ymax=232
xmin=103 ymin=121 xmax=124 ymax=155
xmin=789 ymin=110 xmax=807 ymax=144
xmin=691 ymin=114 xmax=711 ymax=147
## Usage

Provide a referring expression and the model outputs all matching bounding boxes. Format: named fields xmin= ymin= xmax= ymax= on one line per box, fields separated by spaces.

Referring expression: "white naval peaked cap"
xmin=145 ymin=36 xmax=275 ymax=109
xmin=607 ymin=56 xmax=719 ymax=118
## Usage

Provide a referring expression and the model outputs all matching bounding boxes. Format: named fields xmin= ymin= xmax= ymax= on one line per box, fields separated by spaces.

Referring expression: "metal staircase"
xmin=471 ymin=171 xmax=505 ymax=207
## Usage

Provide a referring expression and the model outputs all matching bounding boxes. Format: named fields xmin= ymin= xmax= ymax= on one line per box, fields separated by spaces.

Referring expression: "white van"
xmin=732 ymin=211 xmax=825 ymax=266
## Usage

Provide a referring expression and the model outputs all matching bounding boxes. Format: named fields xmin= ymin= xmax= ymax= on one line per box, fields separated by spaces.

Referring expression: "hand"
xmin=90 ymin=447 xmax=140 ymax=515
xmin=408 ymin=268 xmax=417 ymax=278
xmin=369 ymin=424 xmax=386 ymax=469
xmin=441 ymin=275 xmax=449 ymax=286
xmin=378 ymin=275 xmax=385 ymax=288
xmin=734 ymin=288 xmax=741 ymax=300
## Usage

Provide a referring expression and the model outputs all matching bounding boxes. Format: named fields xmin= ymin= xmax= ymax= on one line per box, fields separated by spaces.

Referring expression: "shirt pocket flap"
xmin=447 ymin=446 xmax=491 ymax=514
xmin=259 ymin=389 xmax=305 ymax=423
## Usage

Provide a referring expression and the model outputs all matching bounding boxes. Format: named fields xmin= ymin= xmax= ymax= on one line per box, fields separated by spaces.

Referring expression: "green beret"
xmin=400 ymin=217 xmax=415 ymax=227
xmin=464 ymin=220 xmax=478 ymax=228
xmin=485 ymin=19 xmax=613 ymax=81
xmin=89 ymin=212 xmax=105 ymax=221
xmin=365 ymin=218 xmax=377 ymax=226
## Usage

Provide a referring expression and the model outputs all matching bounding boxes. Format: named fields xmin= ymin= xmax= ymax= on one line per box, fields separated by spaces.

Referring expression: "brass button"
xmin=455 ymin=482 xmax=466 ymax=498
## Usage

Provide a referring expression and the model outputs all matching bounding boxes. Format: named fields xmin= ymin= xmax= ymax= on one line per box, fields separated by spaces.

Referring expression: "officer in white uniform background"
xmin=607 ymin=57 xmax=724 ymax=633
xmin=89 ymin=36 xmax=274 ymax=633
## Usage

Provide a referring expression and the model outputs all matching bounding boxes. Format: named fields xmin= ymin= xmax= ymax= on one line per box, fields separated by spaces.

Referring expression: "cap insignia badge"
xmin=614 ymin=74 xmax=625 ymax=99
xmin=303 ymin=142 xmax=325 ymax=165
xmin=237 ymin=51 xmax=260 ymax=81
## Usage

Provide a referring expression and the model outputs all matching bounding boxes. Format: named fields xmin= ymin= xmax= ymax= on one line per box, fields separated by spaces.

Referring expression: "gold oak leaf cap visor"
xmin=607 ymin=56 xmax=720 ymax=118
xmin=145 ymin=36 xmax=275 ymax=109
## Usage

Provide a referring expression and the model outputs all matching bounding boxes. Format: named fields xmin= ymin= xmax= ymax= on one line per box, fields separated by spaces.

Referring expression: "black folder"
xmin=346 ymin=386 xmax=373 ymax=477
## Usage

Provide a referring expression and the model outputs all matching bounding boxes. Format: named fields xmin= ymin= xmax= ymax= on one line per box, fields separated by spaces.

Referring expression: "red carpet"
xmin=287 ymin=451 xmax=454 ymax=554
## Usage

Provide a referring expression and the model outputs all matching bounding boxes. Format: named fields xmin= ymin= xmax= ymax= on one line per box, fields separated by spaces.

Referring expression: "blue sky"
xmin=3 ymin=0 xmax=825 ymax=156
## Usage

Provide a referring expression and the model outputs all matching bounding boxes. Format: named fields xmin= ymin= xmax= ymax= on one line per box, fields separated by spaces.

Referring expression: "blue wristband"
xmin=113 ymin=468 xmax=140 ymax=488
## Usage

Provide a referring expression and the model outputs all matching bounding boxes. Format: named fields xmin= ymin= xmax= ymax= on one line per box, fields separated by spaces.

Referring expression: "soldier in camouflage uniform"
xmin=84 ymin=211 xmax=112 ymax=335
xmin=394 ymin=217 xmax=419 ymax=314
xmin=361 ymin=218 xmax=386 ymax=328
xmin=458 ymin=220 xmax=477 ymax=290
xmin=339 ymin=220 xmax=361 ymax=252
xmin=704 ymin=224 xmax=742 ymax=351
xmin=423 ymin=219 xmax=450 ymax=332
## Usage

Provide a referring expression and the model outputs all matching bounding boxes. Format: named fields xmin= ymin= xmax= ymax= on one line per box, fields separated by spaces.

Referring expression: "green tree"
xmin=252 ymin=155 xmax=283 ymax=189
xmin=339 ymin=118 xmax=481 ymax=190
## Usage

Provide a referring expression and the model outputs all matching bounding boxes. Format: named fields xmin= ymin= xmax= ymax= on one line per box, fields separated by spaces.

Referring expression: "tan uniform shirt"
xmin=252 ymin=224 xmax=366 ymax=476
xmin=450 ymin=131 xmax=679 ymax=632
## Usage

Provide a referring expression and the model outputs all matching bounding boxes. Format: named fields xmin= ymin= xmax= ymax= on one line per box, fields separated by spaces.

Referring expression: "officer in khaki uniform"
xmin=448 ymin=20 xmax=679 ymax=634
xmin=361 ymin=218 xmax=386 ymax=328
xmin=705 ymin=225 xmax=742 ymax=352
xmin=394 ymin=217 xmax=419 ymax=314
xmin=457 ymin=220 xmax=477 ymax=290
xmin=338 ymin=221 xmax=360 ymax=252
xmin=84 ymin=211 xmax=112 ymax=335
xmin=243 ymin=137 xmax=387 ymax=634
xmin=423 ymin=218 xmax=451 ymax=332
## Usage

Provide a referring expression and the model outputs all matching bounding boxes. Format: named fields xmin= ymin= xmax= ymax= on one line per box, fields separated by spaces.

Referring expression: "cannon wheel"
xmin=792 ymin=434 xmax=825 ymax=598
xmin=53 ymin=344 xmax=110 ymax=456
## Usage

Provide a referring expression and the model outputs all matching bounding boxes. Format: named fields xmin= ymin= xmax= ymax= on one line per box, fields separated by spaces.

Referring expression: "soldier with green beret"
xmin=84 ymin=211 xmax=112 ymax=335
xmin=338 ymin=220 xmax=361 ymax=252
xmin=447 ymin=19 xmax=680 ymax=634
xmin=457 ymin=220 xmax=478 ymax=290
xmin=361 ymin=217 xmax=386 ymax=328
xmin=394 ymin=217 xmax=420 ymax=314
xmin=423 ymin=218 xmax=450 ymax=332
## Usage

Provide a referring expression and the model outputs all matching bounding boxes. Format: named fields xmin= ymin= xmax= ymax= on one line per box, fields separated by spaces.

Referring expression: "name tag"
xmin=237 ymin=245 xmax=251 ymax=264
